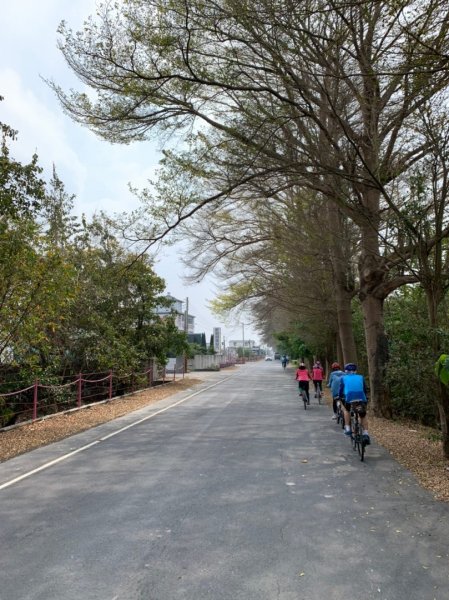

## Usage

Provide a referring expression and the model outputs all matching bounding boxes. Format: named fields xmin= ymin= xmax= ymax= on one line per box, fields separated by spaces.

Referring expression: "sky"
xmin=0 ymin=0 xmax=261 ymax=348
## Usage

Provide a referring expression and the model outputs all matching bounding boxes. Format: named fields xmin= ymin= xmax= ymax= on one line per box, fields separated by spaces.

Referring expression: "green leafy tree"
xmin=0 ymin=126 xmax=75 ymax=374
xmin=55 ymin=215 xmax=187 ymax=375
xmin=385 ymin=287 xmax=447 ymax=426
xmin=0 ymin=113 xmax=45 ymax=218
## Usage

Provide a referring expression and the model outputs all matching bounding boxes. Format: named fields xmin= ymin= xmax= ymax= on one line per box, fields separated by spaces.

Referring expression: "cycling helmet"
xmin=344 ymin=363 xmax=357 ymax=372
xmin=299 ymin=363 xmax=306 ymax=368
xmin=331 ymin=362 xmax=341 ymax=370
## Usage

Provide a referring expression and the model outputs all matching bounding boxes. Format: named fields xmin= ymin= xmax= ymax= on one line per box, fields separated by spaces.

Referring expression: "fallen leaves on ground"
xmin=370 ymin=416 xmax=449 ymax=502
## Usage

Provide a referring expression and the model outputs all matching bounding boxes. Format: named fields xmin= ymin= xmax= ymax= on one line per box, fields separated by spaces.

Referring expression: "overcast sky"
xmin=0 ymin=1 xmax=261 ymax=347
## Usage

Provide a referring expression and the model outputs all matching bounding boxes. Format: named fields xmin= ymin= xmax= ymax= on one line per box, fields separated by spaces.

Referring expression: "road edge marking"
xmin=0 ymin=375 xmax=235 ymax=491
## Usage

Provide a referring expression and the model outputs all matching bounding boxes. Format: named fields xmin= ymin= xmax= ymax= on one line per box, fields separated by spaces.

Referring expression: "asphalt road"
xmin=1 ymin=361 xmax=448 ymax=600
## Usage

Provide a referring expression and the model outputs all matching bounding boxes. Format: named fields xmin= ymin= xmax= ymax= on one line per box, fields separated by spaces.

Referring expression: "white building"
xmin=228 ymin=339 xmax=255 ymax=349
xmin=156 ymin=294 xmax=195 ymax=333
xmin=213 ymin=327 xmax=222 ymax=353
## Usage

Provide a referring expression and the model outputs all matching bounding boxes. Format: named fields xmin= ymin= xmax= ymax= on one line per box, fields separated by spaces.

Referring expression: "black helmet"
xmin=344 ymin=363 xmax=357 ymax=372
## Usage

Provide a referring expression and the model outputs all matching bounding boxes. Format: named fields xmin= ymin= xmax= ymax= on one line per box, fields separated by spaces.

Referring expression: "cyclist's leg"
xmin=304 ymin=381 xmax=310 ymax=404
xmin=359 ymin=402 xmax=370 ymax=444
xmin=332 ymin=396 xmax=338 ymax=418
xmin=298 ymin=381 xmax=307 ymax=407
xmin=342 ymin=399 xmax=351 ymax=435
xmin=298 ymin=381 xmax=307 ymax=410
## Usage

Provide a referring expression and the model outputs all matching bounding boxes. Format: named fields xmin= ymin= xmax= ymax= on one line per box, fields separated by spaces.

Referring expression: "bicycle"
xmin=299 ymin=388 xmax=309 ymax=410
xmin=313 ymin=383 xmax=323 ymax=405
xmin=335 ymin=399 xmax=345 ymax=429
xmin=350 ymin=402 xmax=366 ymax=461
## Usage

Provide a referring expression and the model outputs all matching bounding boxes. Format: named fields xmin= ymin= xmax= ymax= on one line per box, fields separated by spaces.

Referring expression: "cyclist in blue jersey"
xmin=327 ymin=362 xmax=345 ymax=420
xmin=339 ymin=363 xmax=370 ymax=445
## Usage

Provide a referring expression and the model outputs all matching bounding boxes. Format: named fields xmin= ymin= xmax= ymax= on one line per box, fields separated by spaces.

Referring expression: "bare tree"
xmin=52 ymin=0 xmax=449 ymax=415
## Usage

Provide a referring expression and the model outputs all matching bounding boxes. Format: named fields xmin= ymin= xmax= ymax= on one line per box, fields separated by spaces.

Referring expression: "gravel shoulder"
xmin=369 ymin=416 xmax=449 ymax=502
xmin=1 ymin=376 xmax=449 ymax=502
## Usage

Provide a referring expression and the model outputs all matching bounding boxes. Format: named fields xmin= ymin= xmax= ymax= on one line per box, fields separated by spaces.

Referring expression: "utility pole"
xmin=184 ymin=297 xmax=189 ymax=334
xmin=242 ymin=322 xmax=245 ymax=363
xmin=184 ymin=297 xmax=189 ymax=373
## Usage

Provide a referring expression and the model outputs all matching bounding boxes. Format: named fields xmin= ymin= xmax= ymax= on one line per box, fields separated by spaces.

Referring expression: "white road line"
xmin=0 ymin=375 xmax=235 ymax=491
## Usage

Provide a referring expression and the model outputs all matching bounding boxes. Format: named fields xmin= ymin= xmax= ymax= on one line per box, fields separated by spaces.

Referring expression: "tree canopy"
xmin=45 ymin=0 xmax=449 ymax=454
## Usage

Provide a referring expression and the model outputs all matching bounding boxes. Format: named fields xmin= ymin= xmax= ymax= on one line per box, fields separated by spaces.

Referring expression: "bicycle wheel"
xmin=355 ymin=424 xmax=362 ymax=457
xmin=352 ymin=408 xmax=366 ymax=461
xmin=337 ymin=409 xmax=343 ymax=427
xmin=337 ymin=403 xmax=345 ymax=428
xmin=350 ymin=415 xmax=358 ymax=452
xmin=352 ymin=417 xmax=365 ymax=461
xmin=357 ymin=422 xmax=365 ymax=461
xmin=358 ymin=432 xmax=366 ymax=462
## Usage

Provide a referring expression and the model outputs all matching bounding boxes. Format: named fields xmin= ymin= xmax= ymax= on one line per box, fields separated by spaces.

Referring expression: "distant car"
xmin=265 ymin=356 xmax=273 ymax=361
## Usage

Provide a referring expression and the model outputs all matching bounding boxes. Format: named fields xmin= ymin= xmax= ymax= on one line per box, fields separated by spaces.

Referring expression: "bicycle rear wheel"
xmin=350 ymin=415 xmax=358 ymax=452
xmin=357 ymin=423 xmax=365 ymax=461
xmin=337 ymin=403 xmax=345 ymax=428
xmin=352 ymin=417 xmax=365 ymax=461
xmin=359 ymin=436 xmax=365 ymax=461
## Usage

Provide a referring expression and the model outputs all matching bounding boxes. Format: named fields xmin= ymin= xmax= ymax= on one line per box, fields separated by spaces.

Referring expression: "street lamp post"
xmin=242 ymin=322 xmax=245 ymax=363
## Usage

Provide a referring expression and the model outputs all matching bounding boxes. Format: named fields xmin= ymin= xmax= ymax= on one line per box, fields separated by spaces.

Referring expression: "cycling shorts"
xmin=341 ymin=398 xmax=367 ymax=412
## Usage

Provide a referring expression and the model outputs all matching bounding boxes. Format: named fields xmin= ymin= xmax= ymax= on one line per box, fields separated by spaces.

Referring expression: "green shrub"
xmin=384 ymin=288 xmax=446 ymax=426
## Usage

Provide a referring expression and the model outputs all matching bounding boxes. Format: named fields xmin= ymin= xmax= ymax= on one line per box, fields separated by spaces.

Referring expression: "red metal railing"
xmin=0 ymin=361 xmax=186 ymax=430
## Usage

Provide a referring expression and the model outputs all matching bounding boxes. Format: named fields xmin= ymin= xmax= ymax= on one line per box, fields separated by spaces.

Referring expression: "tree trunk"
xmin=360 ymin=293 xmax=391 ymax=417
xmin=327 ymin=203 xmax=357 ymax=363
xmin=336 ymin=334 xmax=344 ymax=367
xmin=358 ymin=209 xmax=392 ymax=418
xmin=335 ymin=287 xmax=357 ymax=364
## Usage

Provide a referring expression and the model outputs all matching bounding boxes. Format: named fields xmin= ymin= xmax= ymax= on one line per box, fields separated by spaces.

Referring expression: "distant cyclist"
xmin=339 ymin=363 xmax=370 ymax=445
xmin=281 ymin=355 xmax=288 ymax=370
xmin=327 ymin=362 xmax=345 ymax=420
xmin=312 ymin=360 xmax=325 ymax=398
xmin=295 ymin=363 xmax=311 ymax=404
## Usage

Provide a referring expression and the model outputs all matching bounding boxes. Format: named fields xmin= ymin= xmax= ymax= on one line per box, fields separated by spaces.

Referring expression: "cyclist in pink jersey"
xmin=312 ymin=360 xmax=324 ymax=398
xmin=295 ymin=363 xmax=311 ymax=404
